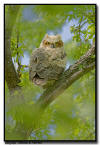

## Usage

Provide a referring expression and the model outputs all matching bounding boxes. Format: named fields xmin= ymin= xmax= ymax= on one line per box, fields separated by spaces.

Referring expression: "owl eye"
xmin=46 ymin=41 xmax=50 ymax=45
xmin=55 ymin=40 xmax=63 ymax=47
xmin=43 ymin=40 xmax=50 ymax=45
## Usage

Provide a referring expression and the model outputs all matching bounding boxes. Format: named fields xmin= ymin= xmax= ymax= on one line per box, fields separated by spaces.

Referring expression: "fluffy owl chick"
xmin=29 ymin=34 xmax=67 ymax=88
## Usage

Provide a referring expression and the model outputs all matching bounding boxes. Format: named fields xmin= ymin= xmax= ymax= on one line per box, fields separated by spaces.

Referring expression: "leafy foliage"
xmin=5 ymin=5 xmax=95 ymax=140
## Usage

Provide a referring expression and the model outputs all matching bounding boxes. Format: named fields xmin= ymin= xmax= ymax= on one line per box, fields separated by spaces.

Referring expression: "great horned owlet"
xmin=29 ymin=34 xmax=67 ymax=88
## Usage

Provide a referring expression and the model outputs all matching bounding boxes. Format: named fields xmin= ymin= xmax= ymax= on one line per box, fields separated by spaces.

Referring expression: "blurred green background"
xmin=5 ymin=5 xmax=95 ymax=140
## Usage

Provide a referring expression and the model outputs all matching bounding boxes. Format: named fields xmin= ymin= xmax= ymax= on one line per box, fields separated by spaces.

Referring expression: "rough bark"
xmin=5 ymin=5 xmax=21 ymax=92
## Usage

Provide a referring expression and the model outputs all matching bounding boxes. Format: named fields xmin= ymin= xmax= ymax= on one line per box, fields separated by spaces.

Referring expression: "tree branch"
xmin=36 ymin=45 xmax=95 ymax=109
xmin=5 ymin=43 xmax=95 ymax=140
xmin=22 ymin=45 xmax=95 ymax=140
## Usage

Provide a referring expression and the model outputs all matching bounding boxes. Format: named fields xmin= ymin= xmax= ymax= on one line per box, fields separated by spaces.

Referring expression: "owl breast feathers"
xmin=29 ymin=34 xmax=67 ymax=87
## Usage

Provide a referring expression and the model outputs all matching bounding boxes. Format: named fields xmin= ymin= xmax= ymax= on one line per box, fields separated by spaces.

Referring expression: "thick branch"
xmin=36 ymin=45 xmax=95 ymax=109
xmin=5 ymin=5 xmax=21 ymax=92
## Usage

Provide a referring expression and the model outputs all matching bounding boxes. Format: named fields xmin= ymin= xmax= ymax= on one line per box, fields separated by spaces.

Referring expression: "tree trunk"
xmin=5 ymin=5 xmax=21 ymax=92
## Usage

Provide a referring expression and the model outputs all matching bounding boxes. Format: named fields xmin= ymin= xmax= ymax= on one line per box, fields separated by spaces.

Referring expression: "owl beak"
xmin=51 ymin=44 xmax=55 ymax=48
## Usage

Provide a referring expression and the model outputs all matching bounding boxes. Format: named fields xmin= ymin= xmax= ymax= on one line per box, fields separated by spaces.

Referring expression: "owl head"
xmin=40 ymin=34 xmax=63 ymax=49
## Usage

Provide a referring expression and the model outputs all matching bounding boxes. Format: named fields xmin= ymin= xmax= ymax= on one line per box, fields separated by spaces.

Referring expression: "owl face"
xmin=40 ymin=34 xmax=63 ymax=49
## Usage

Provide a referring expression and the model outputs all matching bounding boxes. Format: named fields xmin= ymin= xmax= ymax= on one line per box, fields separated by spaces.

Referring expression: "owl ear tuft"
xmin=45 ymin=34 xmax=49 ymax=38
xmin=56 ymin=34 xmax=61 ymax=39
